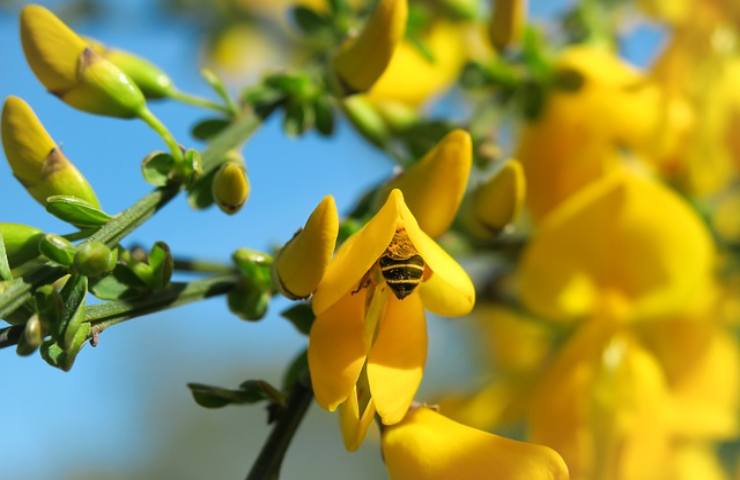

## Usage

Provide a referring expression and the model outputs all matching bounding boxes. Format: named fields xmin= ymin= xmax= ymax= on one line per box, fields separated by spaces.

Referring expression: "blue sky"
xmin=0 ymin=1 xmax=665 ymax=478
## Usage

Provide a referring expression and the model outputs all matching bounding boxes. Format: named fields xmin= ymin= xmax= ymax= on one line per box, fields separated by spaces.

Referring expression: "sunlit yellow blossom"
xmin=518 ymin=168 xmax=714 ymax=322
xmin=308 ymin=189 xmax=474 ymax=447
xmin=517 ymin=46 xmax=691 ymax=221
xmin=2 ymin=96 xmax=99 ymax=207
xmin=382 ymin=407 xmax=569 ymax=480
xmin=669 ymin=443 xmax=729 ymax=480
xmin=20 ymin=4 xmax=146 ymax=118
xmin=333 ymin=0 xmax=408 ymax=93
xmin=274 ymin=195 xmax=339 ymax=300
xmin=384 ymin=129 xmax=472 ymax=237
xmin=367 ymin=21 xmax=466 ymax=108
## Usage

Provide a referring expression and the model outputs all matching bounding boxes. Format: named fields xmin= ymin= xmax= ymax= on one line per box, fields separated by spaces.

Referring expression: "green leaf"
xmin=241 ymin=84 xmax=284 ymax=119
xmin=200 ymin=69 xmax=235 ymax=114
xmin=280 ymin=303 xmax=314 ymax=335
xmin=148 ymin=241 xmax=173 ymax=290
xmin=291 ymin=6 xmax=330 ymax=35
xmin=46 ymin=195 xmax=112 ymax=228
xmin=40 ymin=340 xmax=65 ymax=369
xmin=60 ymin=274 xmax=88 ymax=350
xmin=191 ymin=118 xmax=231 ymax=141
xmin=62 ymin=322 xmax=90 ymax=371
xmin=38 ymin=234 xmax=76 ymax=267
xmin=0 ymin=232 xmax=12 ymax=281
xmin=283 ymin=102 xmax=314 ymax=137
xmin=141 ymin=151 xmax=176 ymax=187
xmin=313 ymin=95 xmax=335 ymax=136
xmin=187 ymin=380 xmax=286 ymax=409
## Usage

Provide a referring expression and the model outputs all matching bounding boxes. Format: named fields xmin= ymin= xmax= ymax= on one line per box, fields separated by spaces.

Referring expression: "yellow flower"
xmin=382 ymin=407 xmax=569 ymax=480
xmin=518 ymin=168 xmax=714 ymax=322
xmin=383 ymin=129 xmax=472 ymax=237
xmin=517 ymin=46 xmax=691 ymax=221
xmin=274 ymin=195 xmax=339 ymax=299
xmin=2 ymin=96 xmax=99 ymax=207
xmin=308 ymin=189 xmax=474 ymax=448
xmin=367 ymin=21 xmax=467 ymax=108
xmin=20 ymin=4 xmax=146 ymax=118
xmin=333 ymin=0 xmax=408 ymax=93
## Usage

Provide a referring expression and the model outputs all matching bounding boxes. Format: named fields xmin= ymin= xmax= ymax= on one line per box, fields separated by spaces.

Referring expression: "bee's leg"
xmin=351 ymin=268 xmax=375 ymax=295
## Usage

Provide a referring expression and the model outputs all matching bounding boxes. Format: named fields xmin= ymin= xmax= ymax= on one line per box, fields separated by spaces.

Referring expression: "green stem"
xmin=85 ymin=273 xmax=238 ymax=332
xmin=139 ymin=107 xmax=184 ymax=163
xmin=169 ymin=90 xmax=233 ymax=116
xmin=173 ymin=258 xmax=235 ymax=275
xmin=246 ymin=380 xmax=313 ymax=480
xmin=200 ymin=108 xmax=262 ymax=173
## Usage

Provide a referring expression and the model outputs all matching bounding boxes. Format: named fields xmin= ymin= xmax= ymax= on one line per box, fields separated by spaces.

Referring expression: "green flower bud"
xmin=0 ymin=223 xmax=44 ymax=267
xmin=86 ymin=38 xmax=175 ymax=99
xmin=39 ymin=234 xmax=76 ymax=267
xmin=20 ymin=5 xmax=147 ymax=118
xmin=16 ymin=314 xmax=43 ymax=356
xmin=2 ymin=96 xmax=100 ymax=206
xmin=228 ymin=279 xmax=271 ymax=322
xmin=74 ymin=240 xmax=117 ymax=277
xmin=212 ymin=159 xmax=250 ymax=215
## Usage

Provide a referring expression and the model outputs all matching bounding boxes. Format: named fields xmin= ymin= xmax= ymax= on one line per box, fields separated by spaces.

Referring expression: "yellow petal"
xmin=518 ymin=168 xmax=714 ymax=321
xmin=470 ymin=159 xmax=526 ymax=234
xmin=1 ymin=96 xmax=99 ymax=207
xmin=339 ymin=386 xmax=377 ymax=452
xmin=276 ymin=195 xmax=339 ymax=299
xmin=20 ymin=4 xmax=87 ymax=92
xmin=385 ymin=129 xmax=472 ymax=237
xmin=308 ymin=289 xmax=369 ymax=411
xmin=312 ymin=190 xmax=402 ymax=315
xmin=489 ymin=0 xmax=527 ymax=51
xmin=668 ymin=443 xmax=729 ymax=480
xmin=367 ymin=292 xmax=427 ymax=425
xmin=382 ymin=407 xmax=569 ymax=480
xmin=333 ymin=0 xmax=408 ymax=93
xmin=367 ymin=20 xmax=466 ymax=107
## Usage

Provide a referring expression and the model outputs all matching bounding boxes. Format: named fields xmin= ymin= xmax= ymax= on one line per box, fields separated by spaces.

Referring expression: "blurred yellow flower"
xmin=518 ymin=168 xmax=714 ymax=322
xmin=517 ymin=46 xmax=691 ymax=221
xmin=308 ymin=189 xmax=474 ymax=449
xmin=382 ymin=406 xmax=569 ymax=480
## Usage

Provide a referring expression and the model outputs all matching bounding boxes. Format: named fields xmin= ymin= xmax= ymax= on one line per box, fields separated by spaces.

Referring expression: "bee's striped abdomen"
xmin=379 ymin=253 xmax=425 ymax=300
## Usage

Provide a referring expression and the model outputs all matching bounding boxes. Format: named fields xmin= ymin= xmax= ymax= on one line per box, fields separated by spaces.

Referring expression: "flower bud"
xmin=384 ymin=129 xmax=472 ymax=237
xmin=228 ymin=279 xmax=271 ymax=321
xmin=212 ymin=159 xmax=250 ymax=214
xmin=38 ymin=234 xmax=76 ymax=267
xmin=74 ymin=240 xmax=116 ymax=277
xmin=489 ymin=0 xmax=527 ymax=52
xmin=20 ymin=5 xmax=147 ymax=118
xmin=87 ymin=38 xmax=175 ymax=99
xmin=469 ymin=159 xmax=526 ymax=234
xmin=274 ymin=196 xmax=339 ymax=300
xmin=0 ymin=223 xmax=44 ymax=268
xmin=16 ymin=314 xmax=43 ymax=357
xmin=2 ymin=96 xmax=99 ymax=206
xmin=333 ymin=0 xmax=408 ymax=93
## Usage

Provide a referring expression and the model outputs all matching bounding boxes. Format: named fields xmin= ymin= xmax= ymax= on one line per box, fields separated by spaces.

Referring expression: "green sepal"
xmin=241 ymin=84 xmax=284 ymax=119
xmin=227 ymin=279 xmax=270 ymax=321
xmin=89 ymin=264 xmax=148 ymax=300
xmin=148 ymin=241 xmax=173 ymax=290
xmin=40 ymin=340 xmax=65 ymax=369
xmin=191 ymin=118 xmax=231 ymax=141
xmin=280 ymin=303 xmax=314 ymax=335
xmin=0 ymin=232 xmax=12 ymax=281
xmin=141 ymin=151 xmax=176 ymax=187
xmin=187 ymin=380 xmax=286 ymax=409
xmin=186 ymin=168 xmax=217 ymax=210
xmin=45 ymin=195 xmax=112 ymax=228
xmin=61 ymin=322 xmax=90 ymax=371
xmin=38 ymin=234 xmax=76 ymax=267
xmin=34 ymin=285 xmax=63 ymax=334
xmin=200 ymin=69 xmax=236 ymax=115
xmin=313 ymin=95 xmax=335 ymax=136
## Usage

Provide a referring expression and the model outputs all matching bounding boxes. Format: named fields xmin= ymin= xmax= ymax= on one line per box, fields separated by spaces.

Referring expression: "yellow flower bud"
xmin=1 ymin=96 xmax=99 ymax=207
xmin=212 ymin=159 xmax=250 ymax=214
xmin=274 ymin=195 xmax=339 ymax=299
xmin=0 ymin=223 xmax=44 ymax=267
xmin=20 ymin=5 xmax=146 ymax=118
xmin=333 ymin=0 xmax=408 ymax=93
xmin=384 ymin=129 xmax=472 ymax=237
xmin=470 ymin=159 xmax=526 ymax=234
xmin=87 ymin=38 xmax=175 ymax=99
xmin=382 ymin=407 xmax=569 ymax=480
xmin=489 ymin=0 xmax=527 ymax=51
